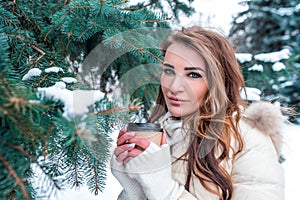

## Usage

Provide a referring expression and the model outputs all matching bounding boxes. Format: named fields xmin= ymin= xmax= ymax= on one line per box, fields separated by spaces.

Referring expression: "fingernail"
xmin=126 ymin=132 xmax=135 ymax=136
xmin=127 ymin=143 xmax=135 ymax=148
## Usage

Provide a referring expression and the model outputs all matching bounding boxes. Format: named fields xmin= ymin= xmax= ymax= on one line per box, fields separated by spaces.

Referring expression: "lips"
xmin=167 ymin=96 xmax=186 ymax=105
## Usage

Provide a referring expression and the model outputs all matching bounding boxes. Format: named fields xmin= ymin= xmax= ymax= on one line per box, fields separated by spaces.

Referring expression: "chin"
xmin=168 ymin=109 xmax=183 ymax=118
xmin=169 ymin=109 xmax=192 ymax=118
xmin=168 ymin=108 xmax=198 ymax=118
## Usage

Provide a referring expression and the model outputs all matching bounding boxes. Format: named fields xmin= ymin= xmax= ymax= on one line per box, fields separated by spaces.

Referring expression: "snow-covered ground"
xmin=281 ymin=123 xmax=300 ymax=199
xmin=50 ymin=123 xmax=300 ymax=200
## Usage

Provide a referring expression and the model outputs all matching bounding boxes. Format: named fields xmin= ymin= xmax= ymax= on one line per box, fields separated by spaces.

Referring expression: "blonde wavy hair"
xmin=148 ymin=27 xmax=247 ymax=200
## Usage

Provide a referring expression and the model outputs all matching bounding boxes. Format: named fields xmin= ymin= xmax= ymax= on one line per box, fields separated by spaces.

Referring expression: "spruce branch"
xmin=9 ymin=115 xmax=37 ymax=139
xmin=122 ymin=39 xmax=144 ymax=54
xmin=94 ymin=105 xmax=140 ymax=115
xmin=112 ymin=0 xmax=129 ymax=7
xmin=137 ymin=17 xmax=172 ymax=23
xmin=0 ymin=106 xmax=8 ymax=115
xmin=78 ymin=28 xmax=89 ymax=39
xmin=92 ymin=164 xmax=100 ymax=195
xmin=100 ymin=0 xmax=105 ymax=15
xmin=72 ymin=140 xmax=80 ymax=187
xmin=2 ymin=97 xmax=51 ymax=139
xmin=63 ymin=0 xmax=69 ymax=6
xmin=4 ymin=34 xmax=28 ymax=41
xmin=36 ymin=74 xmax=49 ymax=88
xmin=43 ymin=123 xmax=55 ymax=159
xmin=66 ymin=39 xmax=71 ymax=53
xmin=146 ymin=50 xmax=162 ymax=63
xmin=17 ymin=45 xmax=26 ymax=62
xmin=79 ymin=146 xmax=91 ymax=168
xmin=90 ymin=21 xmax=106 ymax=29
xmin=7 ymin=97 xmax=50 ymax=110
xmin=0 ymin=13 xmax=13 ymax=23
xmin=122 ymin=2 xmax=155 ymax=11
xmin=54 ymin=5 xmax=93 ymax=24
xmin=30 ymin=44 xmax=46 ymax=59
xmin=3 ymin=0 xmax=16 ymax=10
xmin=78 ymin=146 xmax=100 ymax=194
xmin=0 ymin=73 xmax=13 ymax=96
xmin=0 ymin=155 xmax=30 ymax=200
xmin=72 ymin=6 xmax=93 ymax=9
xmin=0 ymin=140 xmax=62 ymax=190
xmin=43 ymin=27 xmax=54 ymax=42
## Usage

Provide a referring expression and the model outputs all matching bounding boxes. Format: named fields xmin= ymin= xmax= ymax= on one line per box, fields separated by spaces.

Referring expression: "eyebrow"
xmin=163 ymin=63 xmax=175 ymax=68
xmin=184 ymin=67 xmax=205 ymax=72
xmin=163 ymin=63 xmax=205 ymax=72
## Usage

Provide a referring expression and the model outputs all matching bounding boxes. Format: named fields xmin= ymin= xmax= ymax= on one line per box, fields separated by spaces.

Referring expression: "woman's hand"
xmin=114 ymin=128 xmax=151 ymax=165
xmin=110 ymin=129 xmax=148 ymax=200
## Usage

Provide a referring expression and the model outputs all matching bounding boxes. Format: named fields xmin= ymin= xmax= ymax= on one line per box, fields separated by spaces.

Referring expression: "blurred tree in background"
xmin=230 ymin=0 xmax=299 ymax=54
xmin=229 ymin=0 xmax=300 ymax=121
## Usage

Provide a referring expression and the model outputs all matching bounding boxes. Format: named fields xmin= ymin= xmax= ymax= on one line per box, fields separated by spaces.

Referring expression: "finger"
xmin=114 ymin=143 xmax=136 ymax=156
xmin=128 ymin=137 xmax=150 ymax=150
xmin=160 ymin=132 xmax=167 ymax=145
xmin=127 ymin=148 xmax=143 ymax=157
xmin=124 ymin=149 xmax=143 ymax=165
xmin=117 ymin=131 xmax=136 ymax=146
xmin=117 ymin=127 xmax=127 ymax=139
xmin=123 ymin=157 xmax=134 ymax=165
xmin=116 ymin=150 xmax=128 ymax=163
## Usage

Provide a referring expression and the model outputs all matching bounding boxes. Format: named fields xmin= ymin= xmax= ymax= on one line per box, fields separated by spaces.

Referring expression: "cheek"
xmin=160 ymin=75 xmax=171 ymax=87
xmin=161 ymin=85 xmax=167 ymax=97
xmin=160 ymin=76 xmax=171 ymax=93
xmin=193 ymin=83 xmax=208 ymax=104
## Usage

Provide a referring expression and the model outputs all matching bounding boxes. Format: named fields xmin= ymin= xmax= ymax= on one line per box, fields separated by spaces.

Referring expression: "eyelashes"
xmin=163 ymin=68 xmax=175 ymax=75
xmin=188 ymin=72 xmax=202 ymax=78
xmin=162 ymin=68 xmax=203 ymax=79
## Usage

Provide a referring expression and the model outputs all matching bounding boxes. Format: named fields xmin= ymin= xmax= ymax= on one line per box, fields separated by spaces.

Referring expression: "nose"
xmin=168 ymin=74 xmax=185 ymax=94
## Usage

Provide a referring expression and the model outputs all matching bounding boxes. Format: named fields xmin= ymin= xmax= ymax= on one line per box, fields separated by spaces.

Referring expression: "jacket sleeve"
xmin=117 ymin=192 xmax=122 ymax=200
xmin=125 ymin=143 xmax=185 ymax=200
xmin=231 ymin=122 xmax=285 ymax=200
xmin=177 ymin=190 xmax=198 ymax=200
xmin=118 ymin=189 xmax=198 ymax=200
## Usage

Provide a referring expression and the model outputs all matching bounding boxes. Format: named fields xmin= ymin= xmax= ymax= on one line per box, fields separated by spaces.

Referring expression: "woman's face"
xmin=161 ymin=43 xmax=208 ymax=118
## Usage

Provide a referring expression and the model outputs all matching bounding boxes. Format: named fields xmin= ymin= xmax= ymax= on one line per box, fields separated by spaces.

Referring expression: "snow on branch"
xmin=45 ymin=67 xmax=64 ymax=73
xmin=37 ymin=82 xmax=105 ymax=120
xmin=248 ymin=64 xmax=264 ymax=72
xmin=254 ymin=49 xmax=290 ymax=63
xmin=61 ymin=77 xmax=78 ymax=83
xmin=272 ymin=62 xmax=286 ymax=72
xmin=235 ymin=53 xmax=252 ymax=63
xmin=236 ymin=49 xmax=291 ymax=64
xmin=22 ymin=68 xmax=42 ymax=81
xmin=240 ymin=87 xmax=262 ymax=101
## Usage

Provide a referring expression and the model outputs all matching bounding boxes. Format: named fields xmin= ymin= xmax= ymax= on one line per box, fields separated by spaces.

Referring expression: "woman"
xmin=110 ymin=27 xmax=284 ymax=200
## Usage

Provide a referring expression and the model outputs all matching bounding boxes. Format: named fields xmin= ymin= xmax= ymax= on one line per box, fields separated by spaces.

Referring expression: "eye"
xmin=188 ymin=72 xmax=202 ymax=78
xmin=163 ymin=68 xmax=175 ymax=75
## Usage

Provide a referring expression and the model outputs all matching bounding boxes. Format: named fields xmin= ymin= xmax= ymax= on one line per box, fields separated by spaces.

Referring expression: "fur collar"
xmin=243 ymin=101 xmax=284 ymax=160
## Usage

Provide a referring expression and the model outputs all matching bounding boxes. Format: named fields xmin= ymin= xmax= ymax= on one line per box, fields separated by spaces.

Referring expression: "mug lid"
xmin=127 ymin=123 xmax=162 ymax=132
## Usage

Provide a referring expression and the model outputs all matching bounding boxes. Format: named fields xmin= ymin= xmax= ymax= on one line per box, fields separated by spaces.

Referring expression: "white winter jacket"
xmin=114 ymin=102 xmax=285 ymax=199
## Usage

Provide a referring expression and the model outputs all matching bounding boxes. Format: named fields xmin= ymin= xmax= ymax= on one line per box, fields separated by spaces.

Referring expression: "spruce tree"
xmin=0 ymin=0 xmax=194 ymax=199
xmin=229 ymin=0 xmax=300 ymax=120
xmin=229 ymin=0 xmax=300 ymax=54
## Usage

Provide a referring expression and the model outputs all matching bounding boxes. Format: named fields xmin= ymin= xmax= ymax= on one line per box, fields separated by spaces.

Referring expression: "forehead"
xmin=164 ymin=43 xmax=206 ymax=68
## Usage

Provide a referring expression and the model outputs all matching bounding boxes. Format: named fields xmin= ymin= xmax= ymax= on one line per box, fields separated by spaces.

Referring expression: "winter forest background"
xmin=0 ymin=0 xmax=299 ymax=199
